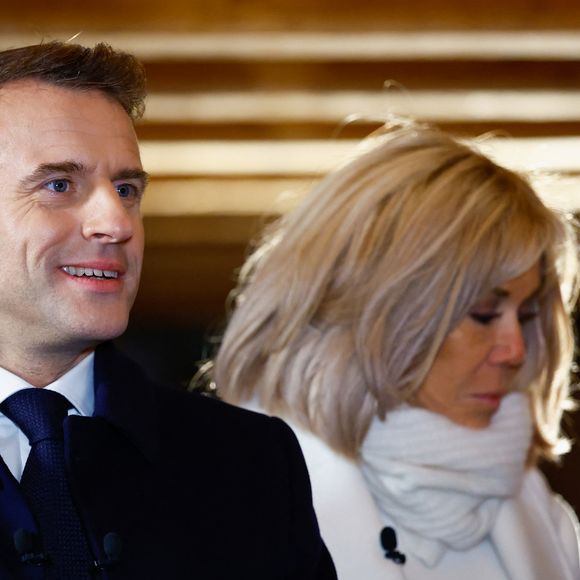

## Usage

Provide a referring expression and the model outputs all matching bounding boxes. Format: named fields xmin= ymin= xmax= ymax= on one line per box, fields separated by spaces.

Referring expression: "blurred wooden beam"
xmin=141 ymin=60 xmax=580 ymax=92
xmin=1 ymin=34 xmax=576 ymax=92
xmin=4 ymin=32 xmax=580 ymax=61
xmin=140 ymin=173 xmax=580 ymax=229
xmin=141 ymin=140 xmax=351 ymax=176
xmin=136 ymin=121 xmax=580 ymax=141
xmin=143 ymin=90 xmax=580 ymax=124
xmin=139 ymin=137 xmax=580 ymax=176
xmin=4 ymin=1 xmax=580 ymax=33
xmin=141 ymin=177 xmax=312 ymax=217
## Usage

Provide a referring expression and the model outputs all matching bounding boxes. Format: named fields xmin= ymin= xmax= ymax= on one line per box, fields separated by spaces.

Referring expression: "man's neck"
xmin=0 ymin=346 xmax=95 ymax=387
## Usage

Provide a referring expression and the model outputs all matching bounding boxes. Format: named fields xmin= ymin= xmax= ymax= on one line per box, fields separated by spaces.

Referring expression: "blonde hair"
xmin=214 ymin=124 xmax=579 ymax=461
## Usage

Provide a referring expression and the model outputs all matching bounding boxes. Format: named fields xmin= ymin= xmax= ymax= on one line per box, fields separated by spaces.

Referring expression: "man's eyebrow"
xmin=113 ymin=168 xmax=150 ymax=187
xmin=19 ymin=161 xmax=86 ymax=189
xmin=18 ymin=162 xmax=150 ymax=190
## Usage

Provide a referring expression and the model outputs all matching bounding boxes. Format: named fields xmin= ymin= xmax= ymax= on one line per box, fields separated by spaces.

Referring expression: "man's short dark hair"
xmin=0 ymin=41 xmax=146 ymax=120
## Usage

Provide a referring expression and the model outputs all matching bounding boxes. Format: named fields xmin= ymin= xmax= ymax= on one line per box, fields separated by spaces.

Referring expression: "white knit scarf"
xmin=360 ymin=393 xmax=532 ymax=568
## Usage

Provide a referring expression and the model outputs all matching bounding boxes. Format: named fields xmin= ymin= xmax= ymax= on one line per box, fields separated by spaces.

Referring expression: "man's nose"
xmin=81 ymin=184 xmax=135 ymax=243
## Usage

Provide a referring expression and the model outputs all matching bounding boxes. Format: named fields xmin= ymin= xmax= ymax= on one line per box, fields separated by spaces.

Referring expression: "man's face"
xmin=0 ymin=79 xmax=145 ymax=354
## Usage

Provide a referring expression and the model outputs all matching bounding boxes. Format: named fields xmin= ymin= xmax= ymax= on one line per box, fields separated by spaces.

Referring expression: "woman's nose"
xmin=489 ymin=321 xmax=527 ymax=367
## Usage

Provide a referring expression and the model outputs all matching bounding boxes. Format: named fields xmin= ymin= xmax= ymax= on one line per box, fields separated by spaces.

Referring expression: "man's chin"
xmin=71 ymin=317 xmax=131 ymax=346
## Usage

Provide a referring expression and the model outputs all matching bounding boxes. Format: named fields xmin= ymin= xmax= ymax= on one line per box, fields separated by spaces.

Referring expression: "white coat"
xmin=290 ymin=422 xmax=580 ymax=580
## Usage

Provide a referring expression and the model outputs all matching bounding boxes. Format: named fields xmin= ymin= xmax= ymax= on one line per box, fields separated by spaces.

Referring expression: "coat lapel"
xmin=63 ymin=343 xmax=162 ymax=571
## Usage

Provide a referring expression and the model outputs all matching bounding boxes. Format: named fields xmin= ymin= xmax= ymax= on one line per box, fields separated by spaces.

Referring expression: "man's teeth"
xmin=62 ymin=266 xmax=119 ymax=279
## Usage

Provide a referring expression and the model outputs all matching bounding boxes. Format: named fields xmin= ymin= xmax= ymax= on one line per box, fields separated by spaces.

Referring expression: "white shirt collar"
xmin=0 ymin=352 xmax=95 ymax=417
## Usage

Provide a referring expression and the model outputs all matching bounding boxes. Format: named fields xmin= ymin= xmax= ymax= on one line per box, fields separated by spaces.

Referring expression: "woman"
xmin=212 ymin=124 xmax=580 ymax=579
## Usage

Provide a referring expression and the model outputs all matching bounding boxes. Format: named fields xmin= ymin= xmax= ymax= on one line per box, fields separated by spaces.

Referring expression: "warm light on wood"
xmin=140 ymin=137 xmax=580 ymax=176
xmin=3 ymin=32 xmax=580 ymax=61
xmin=143 ymin=90 xmax=580 ymax=124
xmin=141 ymin=173 xmax=580 ymax=220
xmin=141 ymin=177 xmax=315 ymax=216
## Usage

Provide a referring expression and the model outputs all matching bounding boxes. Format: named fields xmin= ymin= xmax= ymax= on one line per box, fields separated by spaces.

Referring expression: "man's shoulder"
xmin=156 ymin=384 xmax=295 ymax=448
xmin=95 ymin=342 xmax=301 ymax=469
xmin=91 ymin=343 xmax=337 ymax=579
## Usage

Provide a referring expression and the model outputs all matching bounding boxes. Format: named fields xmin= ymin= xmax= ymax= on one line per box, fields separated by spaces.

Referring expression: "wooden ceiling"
xmin=2 ymin=3 xmax=580 ymax=326
xmin=4 ymin=0 xmax=580 ymax=31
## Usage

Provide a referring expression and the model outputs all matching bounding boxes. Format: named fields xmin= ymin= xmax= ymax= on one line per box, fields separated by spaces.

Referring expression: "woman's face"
xmin=415 ymin=262 xmax=541 ymax=429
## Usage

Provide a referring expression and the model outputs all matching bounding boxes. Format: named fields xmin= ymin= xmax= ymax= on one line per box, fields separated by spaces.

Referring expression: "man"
xmin=0 ymin=42 xmax=336 ymax=579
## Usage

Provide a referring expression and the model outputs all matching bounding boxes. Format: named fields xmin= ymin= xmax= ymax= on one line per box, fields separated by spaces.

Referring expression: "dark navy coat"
xmin=0 ymin=343 xmax=337 ymax=579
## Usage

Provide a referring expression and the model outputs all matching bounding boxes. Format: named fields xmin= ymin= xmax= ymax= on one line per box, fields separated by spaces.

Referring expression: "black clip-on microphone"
xmin=94 ymin=532 xmax=122 ymax=571
xmin=380 ymin=526 xmax=406 ymax=565
xmin=13 ymin=528 xmax=50 ymax=566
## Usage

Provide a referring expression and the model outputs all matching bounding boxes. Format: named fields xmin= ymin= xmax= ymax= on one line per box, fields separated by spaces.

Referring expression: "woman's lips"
xmin=470 ymin=392 xmax=505 ymax=407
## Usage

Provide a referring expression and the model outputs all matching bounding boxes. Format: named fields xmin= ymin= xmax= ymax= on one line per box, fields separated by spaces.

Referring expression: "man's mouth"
xmin=62 ymin=266 xmax=119 ymax=279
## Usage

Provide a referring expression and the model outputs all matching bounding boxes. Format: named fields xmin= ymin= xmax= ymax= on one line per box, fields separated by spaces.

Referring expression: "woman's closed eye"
xmin=517 ymin=308 xmax=539 ymax=325
xmin=469 ymin=311 xmax=501 ymax=325
xmin=470 ymin=306 xmax=539 ymax=327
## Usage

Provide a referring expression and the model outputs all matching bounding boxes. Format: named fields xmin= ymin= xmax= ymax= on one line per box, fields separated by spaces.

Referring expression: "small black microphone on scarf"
xmin=94 ymin=532 xmax=122 ymax=570
xmin=13 ymin=528 xmax=50 ymax=566
xmin=380 ymin=526 xmax=406 ymax=565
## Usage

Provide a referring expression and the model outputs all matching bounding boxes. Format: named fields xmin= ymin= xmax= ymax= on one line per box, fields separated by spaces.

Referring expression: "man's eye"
xmin=45 ymin=179 xmax=70 ymax=193
xmin=116 ymin=183 xmax=140 ymax=200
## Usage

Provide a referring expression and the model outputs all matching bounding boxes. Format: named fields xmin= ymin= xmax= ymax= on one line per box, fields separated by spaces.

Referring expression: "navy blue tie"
xmin=1 ymin=389 xmax=94 ymax=578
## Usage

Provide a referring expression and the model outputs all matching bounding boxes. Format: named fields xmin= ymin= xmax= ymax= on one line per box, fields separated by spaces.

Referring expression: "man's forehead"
xmin=0 ymin=78 xmax=75 ymax=104
xmin=0 ymin=78 xmax=142 ymax=170
xmin=0 ymin=79 xmax=131 ymax=124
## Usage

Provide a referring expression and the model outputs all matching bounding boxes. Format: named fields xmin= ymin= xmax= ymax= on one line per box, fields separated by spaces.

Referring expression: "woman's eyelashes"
xmin=517 ymin=308 xmax=539 ymax=324
xmin=469 ymin=306 xmax=539 ymax=327
xmin=469 ymin=311 xmax=500 ymax=325
xmin=469 ymin=297 xmax=501 ymax=325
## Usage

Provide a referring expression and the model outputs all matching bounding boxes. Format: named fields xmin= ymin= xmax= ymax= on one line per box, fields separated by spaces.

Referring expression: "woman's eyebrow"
xmin=492 ymin=286 xmax=541 ymax=303
xmin=491 ymin=287 xmax=510 ymax=299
